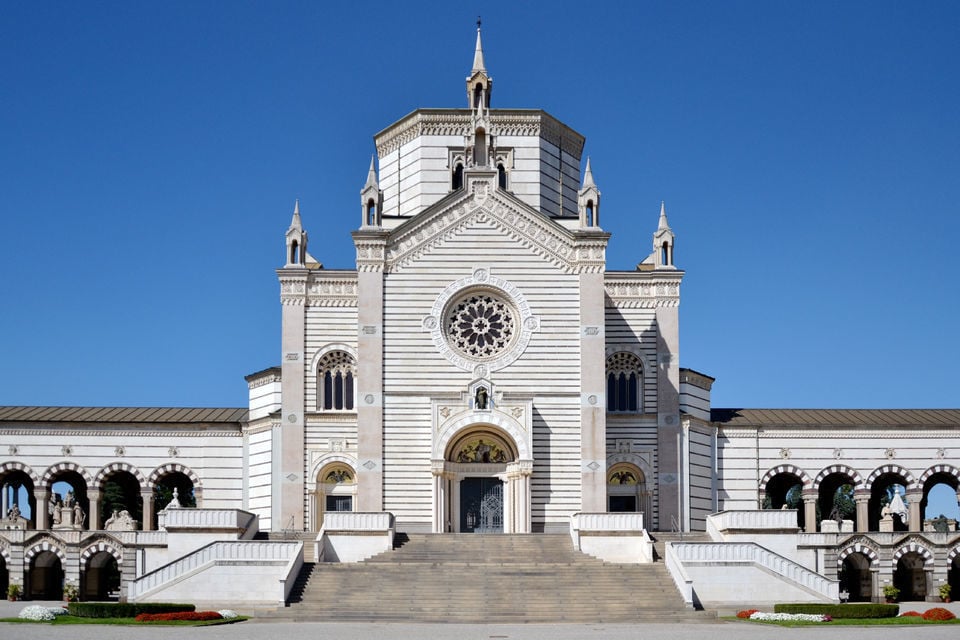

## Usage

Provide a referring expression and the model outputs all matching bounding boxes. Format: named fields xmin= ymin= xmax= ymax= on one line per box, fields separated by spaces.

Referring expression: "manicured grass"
xmin=0 ymin=615 xmax=246 ymax=626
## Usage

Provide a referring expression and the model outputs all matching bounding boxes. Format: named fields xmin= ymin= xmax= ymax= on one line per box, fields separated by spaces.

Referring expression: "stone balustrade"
xmin=669 ymin=541 xmax=839 ymax=601
xmin=128 ymin=540 xmax=302 ymax=603
xmin=707 ymin=509 xmax=800 ymax=534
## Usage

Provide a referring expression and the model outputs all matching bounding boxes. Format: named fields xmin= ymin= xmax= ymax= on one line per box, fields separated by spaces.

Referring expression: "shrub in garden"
xmin=69 ymin=602 xmax=195 ymax=618
xmin=921 ymin=607 xmax=956 ymax=621
xmin=775 ymin=603 xmax=899 ymax=619
xmin=135 ymin=611 xmax=223 ymax=622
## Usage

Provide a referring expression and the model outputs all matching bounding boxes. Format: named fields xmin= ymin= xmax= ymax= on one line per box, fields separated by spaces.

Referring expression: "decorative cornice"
xmin=0 ymin=429 xmax=241 ymax=437
xmin=278 ymin=271 xmax=309 ymax=306
xmin=305 ymin=273 xmax=358 ymax=307
xmin=604 ymin=275 xmax=682 ymax=308
xmin=375 ymin=109 xmax=585 ymax=158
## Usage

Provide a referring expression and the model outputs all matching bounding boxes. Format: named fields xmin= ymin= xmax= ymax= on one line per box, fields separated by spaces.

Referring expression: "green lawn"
xmin=729 ymin=617 xmax=960 ymax=627
xmin=0 ymin=615 xmax=246 ymax=626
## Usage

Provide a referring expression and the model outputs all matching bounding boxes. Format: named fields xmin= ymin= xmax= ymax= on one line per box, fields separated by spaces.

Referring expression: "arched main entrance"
xmin=894 ymin=551 xmax=929 ymax=601
xmin=433 ymin=426 xmax=531 ymax=534
xmin=839 ymin=552 xmax=874 ymax=602
xmin=312 ymin=462 xmax=356 ymax=530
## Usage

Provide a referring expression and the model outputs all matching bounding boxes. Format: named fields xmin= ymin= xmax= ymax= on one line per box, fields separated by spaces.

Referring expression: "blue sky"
xmin=1 ymin=1 xmax=958 ymax=413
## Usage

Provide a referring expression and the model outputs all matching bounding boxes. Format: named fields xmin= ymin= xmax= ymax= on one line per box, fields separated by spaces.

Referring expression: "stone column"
xmin=87 ymin=488 xmax=101 ymax=530
xmin=140 ymin=490 xmax=154 ymax=531
xmin=431 ymin=463 xmax=444 ymax=534
xmin=907 ymin=489 xmax=923 ymax=532
xmin=503 ymin=474 xmax=514 ymax=534
xmin=854 ymin=491 xmax=870 ymax=532
xmin=579 ymin=265 xmax=607 ymax=513
xmin=353 ymin=230 xmax=388 ymax=513
xmin=1 ymin=482 xmax=7 ymax=514
xmin=34 ymin=487 xmax=49 ymax=530
xmin=279 ymin=269 xmax=308 ymax=531
xmin=655 ymin=304 xmax=682 ymax=531
xmin=803 ymin=491 xmax=818 ymax=533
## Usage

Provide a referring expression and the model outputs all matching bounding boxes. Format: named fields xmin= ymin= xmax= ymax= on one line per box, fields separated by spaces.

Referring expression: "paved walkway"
xmin=1 ymin=601 xmax=958 ymax=640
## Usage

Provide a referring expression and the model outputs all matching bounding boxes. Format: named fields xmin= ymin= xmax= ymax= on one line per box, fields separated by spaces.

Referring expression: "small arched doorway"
xmin=607 ymin=463 xmax=651 ymax=516
xmin=28 ymin=551 xmax=63 ymax=600
xmin=894 ymin=552 xmax=929 ymax=601
xmin=313 ymin=462 xmax=356 ymax=530
xmin=839 ymin=552 xmax=873 ymax=602
xmin=81 ymin=551 xmax=121 ymax=601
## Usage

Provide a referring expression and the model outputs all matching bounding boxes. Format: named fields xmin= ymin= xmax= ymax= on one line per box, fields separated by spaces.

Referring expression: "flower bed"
xmin=135 ymin=611 xmax=223 ymax=622
xmin=18 ymin=606 xmax=68 ymax=621
xmin=736 ymin=609 xmax=760 ymax=619
xmin=218 ymin=609 xmax=238 ymax=619
xmin=900 ymin=611 xmax=922 ymax=617
xmin=921 ymin=607 xmax=956 ymax=621
xmin=749 ymin=612 xmax=830 ymax=622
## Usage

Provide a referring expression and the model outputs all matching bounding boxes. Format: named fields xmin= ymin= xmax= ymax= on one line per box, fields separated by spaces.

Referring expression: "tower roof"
xmin=472 ymin=21 xmax=487 ymax=73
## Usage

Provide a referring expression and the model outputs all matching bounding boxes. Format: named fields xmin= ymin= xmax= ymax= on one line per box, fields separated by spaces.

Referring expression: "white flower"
xmin=18 ymin=606 xmax=55 ymax=621
xmin=217 ymin=609 xmax=238 ymax=619
xmin=749 ymin=612 xmax=828 ymax=622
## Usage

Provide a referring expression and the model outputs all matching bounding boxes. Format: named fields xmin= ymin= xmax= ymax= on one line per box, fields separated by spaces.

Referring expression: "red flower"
xmin=921 ymin=607 xmax=956 ymax=621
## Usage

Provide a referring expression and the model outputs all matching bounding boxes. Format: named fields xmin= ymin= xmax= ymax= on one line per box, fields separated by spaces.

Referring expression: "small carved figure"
xmin=475 ymin=439 xmax=492 ymax=462
xmin=167 ymin=487 xmax=182 ymax=509
xmin=105 ymin=509 xmax=119 ymax=528
xmin=475 ymin=386 xmax=489 ymax=410
xmin=52 ymin=499 xmax=62 ymax=525
xmin=64 ymin=490 xmax=75 ymax=508
xmin=74 ymin=503 xmax=85 ymax=527
xmin=6 ymin=504 xmax=20 ymax=519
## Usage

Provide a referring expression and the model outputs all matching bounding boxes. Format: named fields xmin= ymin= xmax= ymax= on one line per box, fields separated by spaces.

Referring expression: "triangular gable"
xmin=384 ymin=173 xmax=581 ymax=274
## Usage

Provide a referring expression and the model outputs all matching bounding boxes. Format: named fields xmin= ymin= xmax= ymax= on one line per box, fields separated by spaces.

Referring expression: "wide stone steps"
xmin=261 ymin=533 xmax=714 ymax=623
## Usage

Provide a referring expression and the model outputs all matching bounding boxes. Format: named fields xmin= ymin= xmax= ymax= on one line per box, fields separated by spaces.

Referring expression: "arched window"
xmin=452 ymin=163 xmax=464 ymax=190
xmin=497 ymin=163 xmax=507 ymax=189
xmin=606 ymin=352 xmax=643 ymax=413
xmin=366 ymin=199 xmax=377 ymax=226
xmin=317 ymin=350 xmax=357 ymax=411
xmin=474 ymin=129 xmax=487 ymax=167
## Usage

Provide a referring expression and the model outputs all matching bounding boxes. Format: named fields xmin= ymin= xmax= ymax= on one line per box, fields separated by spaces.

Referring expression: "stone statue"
xmin=73 ymin=503 xmax=85 ymax=527
xmin=105 ymin=509 xmax=138 ymax=531
xmin=64 ymin=490 xmax=75 ymax=508
xmin=6 ymin=504 xmax=20 ymax=519
xmin=167 ymin=487 xmax=182 ymax=509
xmin=52 ymin=498 xmax=62 ymax=525
xmin=475 ymin=386 xmax=488 ymax=410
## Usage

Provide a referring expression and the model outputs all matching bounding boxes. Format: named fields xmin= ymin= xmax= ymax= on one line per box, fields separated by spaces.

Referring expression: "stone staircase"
xmin=649 ymin=531 xmax=711 ymax=561
xmin=260 ymin=533 xmax=715 ymax=623
xmin=254 ymin=530 xmax=317 ymax=562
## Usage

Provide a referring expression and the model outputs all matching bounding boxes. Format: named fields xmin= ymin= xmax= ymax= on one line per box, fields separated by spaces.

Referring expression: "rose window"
xmin=446 ymin=292 xmax=516 ymax=360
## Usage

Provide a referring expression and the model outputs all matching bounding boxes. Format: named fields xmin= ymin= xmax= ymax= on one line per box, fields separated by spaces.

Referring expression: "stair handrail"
xmin=670 ymin=514 xmax=683 ymax=540
xmin=128 ymin=539 xmax=301 ymax=599
xmin=669 ymin=541 xmax=839 ymax=600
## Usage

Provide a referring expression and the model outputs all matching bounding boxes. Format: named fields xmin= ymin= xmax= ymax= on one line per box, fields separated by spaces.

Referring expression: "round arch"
xmin=892 ymin=542 xmax=934 ymax=567
xmin=864 ymin=464 xmax=917 ymax=492
xmin=435 ymin=412 xmax=531 ymax=461
xmin=760 ymin=464 xmax=813 ymax=491
xmin=41 ymin=461 xmax=94 ymax=489
xmin=93 ymin=462 xmax=147 ymax=489
xmin=147 ymin=463 xmax=202 ymax=496
xmin=0 ymin=540 xmax=11 ymax=566
xmin=309 ymin=343 xmax=358 ymax=372
xmin=813 ymin=465 xmax=864 ymax=491
xmin=0 ymin=461 xmax=40 ymax=486
xmin=80 ymin=539 xmax=123 ymax=567
xmin=837 ymin=543 xmax=879 ymax=568
xmin=919 ymin=464 xmax=960 ymax=487
xmin=24 ymin=538 xmax=66 ymax=564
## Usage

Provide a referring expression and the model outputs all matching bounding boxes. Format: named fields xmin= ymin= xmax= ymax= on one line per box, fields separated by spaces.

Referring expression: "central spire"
xmin=472 ymin=18 xmax=486 ymax=73
xmin=466 ymin=20 xmax=492 ymax=109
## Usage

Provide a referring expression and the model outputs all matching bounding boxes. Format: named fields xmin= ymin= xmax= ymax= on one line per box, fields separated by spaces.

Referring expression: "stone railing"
xmin=669 ymin=541 xmax=838 ymax=600
xmin=569 ymin=512 xmax=652 ymax=564
xmin=317 ymin=512 xmax=395 ymax=563
xmin=571 ymin=512 xmax=645 ymax=532
xmin=707 ymin=510 xmax=799 ymax=535
xmin=158 ymin=508 xmax=258 ymax=535
xmin=321 ymin=511 xmax=393 ymax=532
xmin=128 ymin=540 xmax=301 ymax=600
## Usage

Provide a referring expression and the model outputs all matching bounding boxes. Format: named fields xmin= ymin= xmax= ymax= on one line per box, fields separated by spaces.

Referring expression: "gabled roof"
xmin=0 ymin=406 xmax=248 ymax=424
xmin=712 ymin=408 xmax=960 ymax=428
